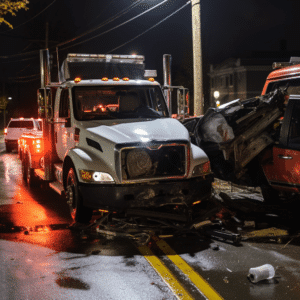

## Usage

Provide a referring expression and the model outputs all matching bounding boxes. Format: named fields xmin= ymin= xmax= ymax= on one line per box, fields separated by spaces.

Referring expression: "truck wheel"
xmin=66 ymin=167 xmax=93 ymax=223
xmin=261 ymin=185 xmax=281 ymax=204
xmin=5 ymin=144 xmax=12 ymax=153
xmin=21 ymin=155 xmax=28 ymax=181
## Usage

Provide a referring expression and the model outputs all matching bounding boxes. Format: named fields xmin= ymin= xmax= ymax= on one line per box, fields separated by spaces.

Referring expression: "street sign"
xmin=0 ymin=96 xmax=8 ymax=110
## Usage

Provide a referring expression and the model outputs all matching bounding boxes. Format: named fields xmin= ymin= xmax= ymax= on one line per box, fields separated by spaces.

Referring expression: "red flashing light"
xmin=102 ymin=77 xmax=109 ymax=81
xmin=32 ymin=138 xmax=43 ymax=154
xmin=74 ymin=77 xmax=81 ymax=83
xmin=202 ymin=161 xmax=211 ymax=174
xmin=193 ymin=200 xmax=201 ymax=205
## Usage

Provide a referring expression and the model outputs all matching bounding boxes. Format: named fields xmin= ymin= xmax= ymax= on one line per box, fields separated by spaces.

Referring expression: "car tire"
xmin=66 ymin=167 xmax=93 ymax=223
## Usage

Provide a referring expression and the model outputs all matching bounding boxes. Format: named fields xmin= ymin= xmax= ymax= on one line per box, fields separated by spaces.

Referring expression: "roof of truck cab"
xmin=267 ymin=64 xmax=300 ymax=80
xmin=64 ymin=79 xmax=160 ymax=87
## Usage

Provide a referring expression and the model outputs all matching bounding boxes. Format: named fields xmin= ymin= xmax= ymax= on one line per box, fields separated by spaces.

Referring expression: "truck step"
xmin=54 ymin=163 xmax=63 ymax=172
xmin=49 ymin=181 xmax=64 ymax=196
xmin=34 ymin=169 xmax=45 ymax=180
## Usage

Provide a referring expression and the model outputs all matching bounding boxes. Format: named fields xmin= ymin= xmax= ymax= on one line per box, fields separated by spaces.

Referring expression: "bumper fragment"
xmin=79 ymin=175 xmax=214 ymax=211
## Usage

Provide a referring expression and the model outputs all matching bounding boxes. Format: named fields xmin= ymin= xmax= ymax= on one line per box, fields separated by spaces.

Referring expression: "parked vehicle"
xmin=4 ymin=118 xmax=42 ymax=153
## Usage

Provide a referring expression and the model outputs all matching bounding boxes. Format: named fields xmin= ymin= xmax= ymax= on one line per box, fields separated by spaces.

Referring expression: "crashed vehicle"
xmin=184 ymin=88 xmax=291 ymax=203
xmin=18 ymin=50 xmax=216 ymax=225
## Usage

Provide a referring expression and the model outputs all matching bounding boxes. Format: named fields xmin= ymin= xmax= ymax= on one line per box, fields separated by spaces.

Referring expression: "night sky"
xmin=1 ymin=0 xmax=300 ymax=120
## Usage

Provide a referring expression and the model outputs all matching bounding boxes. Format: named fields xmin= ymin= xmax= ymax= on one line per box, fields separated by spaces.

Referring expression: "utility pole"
xmin=45 ymin=21 xmax=49 ymax=49
xmin=191 ymin=0 xmax=204 ymax=116
xmin=2 ymin=82 xmax=5 ymax=129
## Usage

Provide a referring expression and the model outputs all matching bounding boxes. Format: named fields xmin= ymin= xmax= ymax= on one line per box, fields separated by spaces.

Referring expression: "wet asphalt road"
xmin=1 ymin=136 xmax=300 ymax=300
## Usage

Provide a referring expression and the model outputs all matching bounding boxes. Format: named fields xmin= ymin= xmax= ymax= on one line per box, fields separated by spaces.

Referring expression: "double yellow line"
xmin=138 ymin=236 xmax=223 ymax=300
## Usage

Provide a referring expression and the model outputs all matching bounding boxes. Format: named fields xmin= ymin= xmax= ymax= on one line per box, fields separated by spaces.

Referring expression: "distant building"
xmin=208 ymin=58 xmax=272 ymax=108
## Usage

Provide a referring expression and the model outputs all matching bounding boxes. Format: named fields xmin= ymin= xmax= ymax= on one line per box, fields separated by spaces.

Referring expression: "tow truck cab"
xmin=20 ymin=51 xmax=215 ymax=224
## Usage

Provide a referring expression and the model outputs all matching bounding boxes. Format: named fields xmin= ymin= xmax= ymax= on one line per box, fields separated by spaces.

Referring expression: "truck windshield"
xmin=73 ymin=85 xmax=169 ymax=121
xmin=266 ymin=78 xmax=300 ymax=95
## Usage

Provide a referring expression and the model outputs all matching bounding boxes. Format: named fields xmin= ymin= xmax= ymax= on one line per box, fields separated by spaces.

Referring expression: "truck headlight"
xmin=79 ymin=170 xmax=115 ymax=183
xmin=192 ymin=161 xmax=211 ymax=177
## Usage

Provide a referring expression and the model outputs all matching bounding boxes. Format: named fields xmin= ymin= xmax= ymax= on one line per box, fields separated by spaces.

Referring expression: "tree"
xmin=0 ymin=0 xmax=29 ymax=29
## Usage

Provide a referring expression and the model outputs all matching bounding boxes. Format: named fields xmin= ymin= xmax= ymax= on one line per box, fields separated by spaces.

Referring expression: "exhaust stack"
xmin=163 ymin=54 xmax=172 ymax=114
xmin=40 ymin=49 xmax=51 ymax=88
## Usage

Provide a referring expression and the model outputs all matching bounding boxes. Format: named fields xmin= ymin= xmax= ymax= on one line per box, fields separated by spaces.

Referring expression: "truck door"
xmin=262 ymin=96 xmax=300 ymax=192
xmin=54 ymin=88 xmax=75 ymax=160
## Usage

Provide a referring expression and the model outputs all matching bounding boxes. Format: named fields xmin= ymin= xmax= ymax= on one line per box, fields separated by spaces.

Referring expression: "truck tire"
xmin=66 ymin=167 xmax=93 ymax=223
xmin=21 ymin=154 xmax=28 ymax=181
xmin=5 ymin=144 xmax=12 ymax=153
xmin=260 ymin=184 xmax=281 ymax=204
xmin=26 ymin=159 xmax=39 ymax=188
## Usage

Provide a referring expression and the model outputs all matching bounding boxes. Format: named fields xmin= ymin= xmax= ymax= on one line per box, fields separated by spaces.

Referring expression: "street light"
xmin=213 ymin=91 xmax=220 ymax=107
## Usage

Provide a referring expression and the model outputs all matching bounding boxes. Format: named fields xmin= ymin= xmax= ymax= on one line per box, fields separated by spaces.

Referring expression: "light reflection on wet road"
xmin=1 ymin=145 xmax=300 ymax=300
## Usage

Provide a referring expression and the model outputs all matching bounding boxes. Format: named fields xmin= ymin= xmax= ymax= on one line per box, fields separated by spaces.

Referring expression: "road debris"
xmin=248 ymin=264 xmax=275 ymax=283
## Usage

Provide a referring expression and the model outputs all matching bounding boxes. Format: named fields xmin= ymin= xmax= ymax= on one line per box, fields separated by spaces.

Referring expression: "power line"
xmin=108 ymin=1 xmax=191 ymax=54
xmin=86 ymin=0 xmax=143 ymax=35
xmin=57 ymin=0 xmax=143 ymax=47
xmin=59 ymin=0 xmax=169 ymax=51
xmin=0 ymin=50 xmax=39 ymax=59
xmin=0 ymin=55 xmax=38 ymax=63
xmin=0 ymin=0 xmax=58 ymax=33
xmin=0 ymin=0 xmax=144 ymax=58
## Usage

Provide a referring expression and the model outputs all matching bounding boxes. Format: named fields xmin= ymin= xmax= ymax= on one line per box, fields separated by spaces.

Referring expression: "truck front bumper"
xmin=79 ymin=175 xmax=214 ymax=211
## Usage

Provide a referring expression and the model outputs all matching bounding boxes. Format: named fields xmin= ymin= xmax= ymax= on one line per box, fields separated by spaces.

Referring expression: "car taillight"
xmin=32 ymin=139 xmax=43 ymax=154
xmin=4 ymin=128 xmax=7 ymax=136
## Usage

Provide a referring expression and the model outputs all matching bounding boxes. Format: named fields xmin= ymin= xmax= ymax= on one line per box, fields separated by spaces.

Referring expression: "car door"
xmin=55 ymin=88 xmax=75 ymax=160
xmin=262 ymin=96 xmax=300 ymax=192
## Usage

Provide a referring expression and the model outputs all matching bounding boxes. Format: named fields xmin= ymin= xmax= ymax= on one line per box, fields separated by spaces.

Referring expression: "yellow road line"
xmin=138 ymin=245 xmax=193 ymax=300
xmin=152 ymin=236 xmax=224 ymax=300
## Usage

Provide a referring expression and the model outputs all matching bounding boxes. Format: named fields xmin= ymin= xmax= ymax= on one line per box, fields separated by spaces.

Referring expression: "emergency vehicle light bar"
xmin=272 ymin=57 xmax=300 ymax=70
xmin=67 ymin=53 xmax=145 ymax=64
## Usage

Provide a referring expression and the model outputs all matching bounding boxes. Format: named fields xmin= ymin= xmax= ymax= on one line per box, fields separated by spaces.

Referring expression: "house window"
xmin=229 ymin=74 xmax=233 ymax=86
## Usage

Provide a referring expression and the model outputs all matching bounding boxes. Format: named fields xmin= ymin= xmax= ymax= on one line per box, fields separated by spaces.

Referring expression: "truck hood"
xmin=84 ymin=118 xmax=190 ymax=144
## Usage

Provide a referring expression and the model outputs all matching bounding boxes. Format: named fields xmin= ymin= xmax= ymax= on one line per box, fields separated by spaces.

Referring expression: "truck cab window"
xmin=73 ymin=85 xmax=168 ymax=121
xmin=59 ymin=89 xmax=70 ymax=118
xmin=288 ymin=102 xmax=300 ymax=147
xmin=266 ymin=78 xmax=300 ymax=95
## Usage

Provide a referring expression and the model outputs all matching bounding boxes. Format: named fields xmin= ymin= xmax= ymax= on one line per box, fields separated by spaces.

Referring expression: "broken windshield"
xmin=73 ymin=85 xmax=169 ymax=121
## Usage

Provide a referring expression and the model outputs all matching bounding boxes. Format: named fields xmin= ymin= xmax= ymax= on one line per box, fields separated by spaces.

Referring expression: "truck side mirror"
xmin=37 ymin=88 xmax=51 ymax=119
xmin=177 ymin=88 xmax=189 ymax=119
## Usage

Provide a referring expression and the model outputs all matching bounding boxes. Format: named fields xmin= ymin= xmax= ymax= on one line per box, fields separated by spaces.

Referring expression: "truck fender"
xmin=188 ymin=143 xmax=210 ymax=177
xmin=63 ymin=147 xmax=118 ymax=186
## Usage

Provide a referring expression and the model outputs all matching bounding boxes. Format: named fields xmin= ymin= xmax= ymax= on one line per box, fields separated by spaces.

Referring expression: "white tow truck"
xmin=19 ymin=50 xmax=215 ymax=224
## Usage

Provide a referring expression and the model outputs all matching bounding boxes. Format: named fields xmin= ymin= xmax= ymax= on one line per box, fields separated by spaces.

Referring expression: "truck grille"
xmin=120 ymin=143 xmax=187 ymax=182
